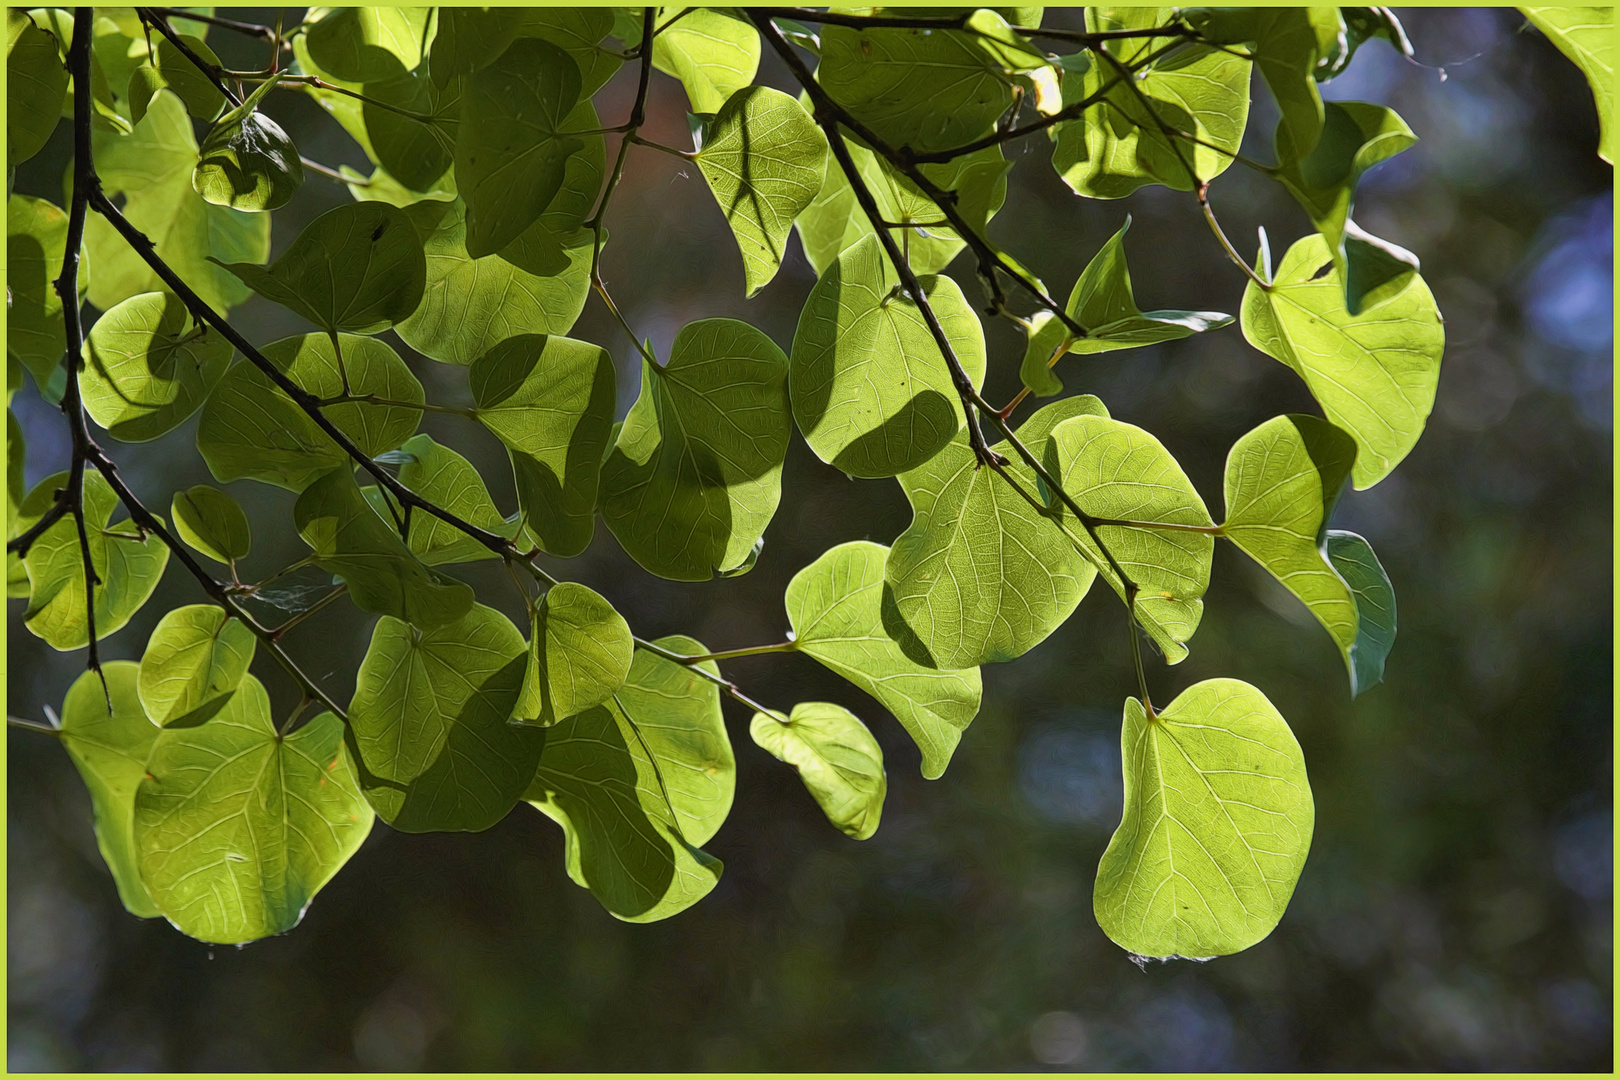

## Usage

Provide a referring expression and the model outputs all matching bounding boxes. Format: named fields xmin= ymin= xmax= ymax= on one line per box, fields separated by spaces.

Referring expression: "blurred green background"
xmin=8 ymin=7 xmax=1612 ymax=1070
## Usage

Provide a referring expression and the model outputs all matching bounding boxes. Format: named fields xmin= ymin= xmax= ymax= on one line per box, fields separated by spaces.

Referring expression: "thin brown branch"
xmin=146 ymin=6 xmax=276 ymax=41
xmin=136 ymin=8 xmax=242 ymax=108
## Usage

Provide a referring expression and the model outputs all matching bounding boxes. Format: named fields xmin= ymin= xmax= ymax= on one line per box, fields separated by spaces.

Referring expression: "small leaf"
xmin=59 ymin=661 xmax=161 ymax=918
xmin=8 ymin=193 xmax=76 ymax=400
xmin=1325 ymin=530 xmax=1396 ymax=696
xmin=367 ymin=433 xmax=519 ymax=566
xmin=1521 ymin=7 xmax=1614 ymax=163
xmin=151 ymin=33 xmax=225 ymax=120
xmin=1044 ymin=413 xmax=1214 ymax=663
xmin=1094 ymin=679 xmax=1314 ymax=960
xmin=1062 ymin=218 xmax=1232 ymax=353
xmin=1221 ymin=414 xmax=1361 ymax=686
xmin=193 ymin=74 xmax=305 ymax=212
xmin=7 ymin=10 xmax=68 ymax=166
xmin=213 ymin=202 xmax=425 ymax=333
xmin=696 ymin=85 xmax=828 ymax=296
xmin=348 ymin=603 xmax=543 ymax=832
xmin=750 ymin=703 xmax=886 ymax=840
xmin=515 ymin=582 xmax=634 ymax=727
xmin=197 ymin=333 xmax=423 ymax=491
xmin=791 ymin=234 xmax=987 ymax=478
xmin=134 ymin=678 xmax=373 ymax=944
xmin=80 ymin=292 xmax=233 ymax=442
xmin=455 ymin=38 xmax=584 ymax=257
xmin=136 ymin=604 xmax=256 ymax=727
xmin=171 ymin=484 xmax=251 ymax=564
xmin=785 ymin=540 xmax=981 ymax=779
xmin=1018 ymin=310 xmax=1068 ymax=397
xmin=600 ymin=319 xmax=792 ymax=581
xmin=470 ymin=334 xmax=616 ymax=557
xmin=1241 ymin=232 xmax=1444 ymax=489
xmin=295 ymin=466 xmax=474 ymax=630
xmin=23 ymin=469 xmax=169 ymax=650
xmin=301 ymin=6 xmax=429 ymax=83
xmin=885 ymin=397 xmax=1106 ymax=669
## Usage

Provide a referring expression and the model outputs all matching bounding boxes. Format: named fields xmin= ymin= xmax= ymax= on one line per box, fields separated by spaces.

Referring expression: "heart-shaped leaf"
xmin=515 ymin=582 xmax=634 ymax=727
xmin=80 ymin=292 xmax=233 ymax=442
xmin=137 ymin=604 xmax=256 ymax=727
xmin=750 ymin=702 xmax=886 ymax=839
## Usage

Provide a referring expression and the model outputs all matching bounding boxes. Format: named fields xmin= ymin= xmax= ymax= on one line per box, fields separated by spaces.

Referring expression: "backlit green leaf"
xmin=515 ymin=582 xmax=634 ymax=727
xmin=151 ymin=33 xmax=225 ymax=120
xmin=601 ymin=319 xmax=792 ymax=581
xmin=751 ymin=702 xmax=886 ymax=840
xmin=1221 ymin=413 xmax=1360 ymax=683
xmin=7 ymin=193 xmax=75 ymax=401
xmin=84 ymin=90 xmax=269 ymax=313
xmin=1043 ymin=412 xmax=1213 ymax=662
xmin=23 ymin=468 xmax=169 ymax=650
xmin=1052 ymin=8 xmax=1250 ymax=197
xmin=8 ymin=10 xmax=68 ymax=165
xmin=791 ymin=234 xmax=987 ymax=478
xmin=362 ymin=70 xmax=460 ymax=193
xmin=197 ymin=333 xmax=423 ymax=491
xmin=1018 ymin=310 xmax=1068 ymax=397
xmin=348 ymin=604 xmax=541 ymax=834
xmin=470 ymin=333 xmax=615 ymax=558
xmin=1094 ymin=679 xmax=1313 ymax=959
xmin=214 ymin=201 xmax=424 ymax=333
xmin=1522 ymin=7 xmax=1614 ymax=163
xmin=302 ymin=6 xmax=429 ymax=83
xmin=294 ymin=465 xmax=474 ymax=630
xmin=455 ymin=38 xmax=583 ymax=257
xmin=697 ymin=85 xmax=828 ymax=296
xmin=134 ymin=678 xmax=372 ymax=944
xmin=136 ymin=604 xmax=256 ymax=727
xmin=59 ymin=661 xmax=161 ymax=918
xmin=1325 ymin=530 xmax=1396 ymax=696
xmin=647 ymin=7 xmax=760 ymax=114
xmin=80 ymin=291 xmax=233 ymax=442
xmin=1061 ymin=217 xmax=1232 ymax=354
xmin=367 ymin=433 xmax=519 ymax=566
xmin=431 ymin=7 xmax=620 ymax=96
xmin=193 ymin=75 xmax=305 ymax=212
xmin=785 ymin=540 xmax=982 ymax=779
xmin=885 ymin=397 xmax=1104 ymax=669
xmin=171 ymin=484 xmax=250 ymax=564
xmin=1241 ymin=232 xmax=1444 ymax=489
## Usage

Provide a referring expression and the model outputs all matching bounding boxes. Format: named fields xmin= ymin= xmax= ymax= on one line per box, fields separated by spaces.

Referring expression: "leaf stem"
xmin=8 ymin=716 xmax=61 ymax=737
xmin=669 ymin=641 xmax=799 ymax=664
xmin=1198 ymin=182 xmax=1269 ymax=288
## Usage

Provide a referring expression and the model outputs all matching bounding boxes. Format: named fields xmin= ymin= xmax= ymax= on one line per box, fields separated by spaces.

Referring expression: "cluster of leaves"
xmin=6 ymin=6 xmax=1610 ymax=959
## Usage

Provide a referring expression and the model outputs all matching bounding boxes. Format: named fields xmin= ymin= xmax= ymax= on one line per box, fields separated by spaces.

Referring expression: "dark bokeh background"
xmin=8 ymin=7 xmax=1613 ymax=1070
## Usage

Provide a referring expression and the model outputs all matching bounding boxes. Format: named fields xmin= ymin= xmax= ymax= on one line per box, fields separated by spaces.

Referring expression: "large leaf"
xmin=600 ymin=319 xmax=792 ymax=581
xmin=514 ymin=582 xmax=634 ymax=727
xmin=1044 ymin=413 xmax=1213 ymax=663
xmin=294 ymin=466 xmax=474 ymax=630
xmin=197 ymin=333 xmax=423 ymax=491
xmin=136 ymin=604 xmax=256 ymax=727
xmin=83 ymin=90 xmax=269 ymax=313
xmin=644 ymin=7 xmax=760 ymax=114
xmin=301 ymin=6 xmax=429 ymax=83
xmin=785 ymin=540 xmax=981 ymax=779
xmin=133 ymin=677 xmax=373 ymax=944
xmin=214 ymin=202 xmax=425 ymax=333
xmin=818 ymin=21 xmax=1012 ymax=155
xmin=750 ymin=703 xmax=886 ymax=840
xmin=455 ymin=38 xmax=583 ymax=257
xmin=431 ymin=8 xmax=620 ymax=96
xmin=525 ymin=634 xmax=731 ymax=921
xmin=1521 ymin=7 xmax=1614 ymax=163
xmin=1325 ymin=530 xmax=1396 ymax=696
xmin=884 ymin=397 xmax=1105 ymax=670
xmin=193 ymin=75 xmax=305 ymax=212
xmin=80 ymin=291 xmax=233 ymax=442
xmin=795 ymin=139 xmax=1010 ymax=277
xmin=367 ymin=433 xmax=519 ymax=566
xmin=23 ymin=469 xmax=169 ymax=650
xmin=1273 ymin=101 xmax=1417 ymax=309
xmin=470 ymin=334 xmax=615 ymax=557
xmin=1241 ymin=233 xmax=1445 ymax=489
xmin=7 ymin=9 xmax=68 ymax=165
xmin=58 ymin=662 xmax=161 ymax=918
xmin=149 ymin=32 xmax=226 ymax=121
xmin=1221 ymin=414 xmax=1362 ymax=686
xmin=791 ymin=234 xmax=987 ymax=478
xmin=697 ymin=85 xmax=828 ymax=297
xmin=170 ymin=484 xmax=251 ymax=565
xmin=1052 ymin=8 xmax=1251 ymax=197
xmin=8 ymin=194 xmax=78 ymax=401
xmin=362 ymin=70 xmax=460 ymax=193
xmin=1094 ymin=679 xmax=1313 ymax=959
xmin=347 ymin=603 xmax=543 ymax=832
